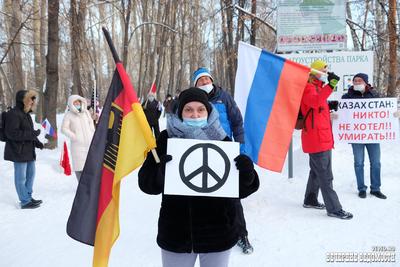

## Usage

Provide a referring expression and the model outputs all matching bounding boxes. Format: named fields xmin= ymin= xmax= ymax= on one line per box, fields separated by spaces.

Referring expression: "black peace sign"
xmin=179 ymin=143 xmax=230 ymax=193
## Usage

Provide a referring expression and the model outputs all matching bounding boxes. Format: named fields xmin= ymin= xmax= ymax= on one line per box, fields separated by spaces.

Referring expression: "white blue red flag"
xmin=234 ymin=42 xmax=310 ymax=172
xmin=41 ymin=118 xmax=57 ymax=138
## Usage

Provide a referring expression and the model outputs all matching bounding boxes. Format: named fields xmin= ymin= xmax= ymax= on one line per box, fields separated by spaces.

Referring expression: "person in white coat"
xmin=61 ymin=95 xmax=95 ymax=181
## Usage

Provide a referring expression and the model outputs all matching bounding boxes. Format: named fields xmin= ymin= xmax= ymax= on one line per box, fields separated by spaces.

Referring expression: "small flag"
xmin=149 ymin=79 xmax=156 ymax=94
xmin=41 ymin=118 xmax=57 ymax=139
xmin=60 ymin=141 xmax=72 ymax=176
xmin=235 ymin=42 xmax=310 ymax=172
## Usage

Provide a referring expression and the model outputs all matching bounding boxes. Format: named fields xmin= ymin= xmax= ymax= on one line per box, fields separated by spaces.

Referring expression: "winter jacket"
xmin=208 ymin=85 xmax=244 ymax=143
xmin=138 ymin=130 xmax=259 ymax=253
xmin=142 ymin=99 xmax=162 ymax=125
xmin=61 ymin=95 xmax=95 ymax=171
xmin=163 ymin=98 xmax=174 ymax=114
xmin=300 ymin=78 xmax=334 ymax=154
xmin=4 ymin=90 xmax=42 ymax=162
xmin=342 ymin=85 xmax=379 ymax=99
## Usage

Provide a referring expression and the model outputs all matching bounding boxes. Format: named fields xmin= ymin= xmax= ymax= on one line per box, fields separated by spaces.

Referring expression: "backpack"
xmin=0 ymin=108 xmax=10 ymax=142
xmin=294 ymin=108 xmax=313 ymax=130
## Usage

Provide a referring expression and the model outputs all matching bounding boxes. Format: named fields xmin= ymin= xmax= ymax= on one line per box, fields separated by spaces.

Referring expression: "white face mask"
xmin=353 ymin=84 xmax=365 ymax=93
xmin=319 ymin=76 xmax=328 ymax=84
xmin=198 ymin=84 xmax=213 ymax=94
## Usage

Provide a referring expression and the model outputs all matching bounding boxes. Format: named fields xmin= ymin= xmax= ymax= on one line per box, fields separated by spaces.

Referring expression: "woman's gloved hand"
xmin=234 ymin=154 xmax=255 ymax=186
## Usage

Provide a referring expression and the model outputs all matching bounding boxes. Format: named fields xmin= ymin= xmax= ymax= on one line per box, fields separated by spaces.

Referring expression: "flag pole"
xmin=102 ymin=27 xmax=121 ymax=63
xmin=310 ymin=68 xmax=328 ymax=76
xmin=101 ymin=26 xmax=160 ymax=163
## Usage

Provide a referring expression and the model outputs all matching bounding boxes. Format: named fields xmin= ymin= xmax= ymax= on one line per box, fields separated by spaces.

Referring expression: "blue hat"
xmin=353 ymin=73 xmax=369 ymax=84
xmin=192 ymin=67 xmax=213 ymax=86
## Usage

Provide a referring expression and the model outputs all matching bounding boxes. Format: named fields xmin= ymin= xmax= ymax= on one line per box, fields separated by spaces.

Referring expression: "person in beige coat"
xmin=61 ymin=95 xmax=95 ymax=181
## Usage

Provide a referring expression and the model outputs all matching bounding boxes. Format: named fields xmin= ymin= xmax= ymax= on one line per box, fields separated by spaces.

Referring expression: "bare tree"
xmin=43 ymin=0 xmax=59 ymax=149
xmin=4 ymin=0 xmax=24 ymax=94
xmin=33 ymin=0 xmax=46 ymax=122
xmin=387 ymin=0 xmax=398 ymax=97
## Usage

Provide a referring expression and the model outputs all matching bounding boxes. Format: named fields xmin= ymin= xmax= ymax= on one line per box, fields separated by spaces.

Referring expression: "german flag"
xmin=66 ymin=32 xmax=156 ymax=266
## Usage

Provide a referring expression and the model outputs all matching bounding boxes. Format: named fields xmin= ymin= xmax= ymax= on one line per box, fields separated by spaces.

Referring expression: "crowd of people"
xmin=2 ymin=60 xmax=400 ymax=266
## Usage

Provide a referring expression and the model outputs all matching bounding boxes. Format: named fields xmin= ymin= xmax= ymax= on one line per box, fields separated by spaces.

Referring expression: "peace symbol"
xmin=179 ymin=143 xmax=230 ymax=193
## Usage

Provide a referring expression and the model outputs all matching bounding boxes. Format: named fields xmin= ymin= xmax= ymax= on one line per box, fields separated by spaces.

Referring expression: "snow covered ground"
xmin=0 ymin=115 xmax=399 ymax=267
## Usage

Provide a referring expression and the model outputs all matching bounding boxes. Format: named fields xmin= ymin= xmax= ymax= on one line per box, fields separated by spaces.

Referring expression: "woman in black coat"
xmin=4 ymin=90 xmax=44 ymax=209
xmin=138 ymin=88 xmax=259 ymax=267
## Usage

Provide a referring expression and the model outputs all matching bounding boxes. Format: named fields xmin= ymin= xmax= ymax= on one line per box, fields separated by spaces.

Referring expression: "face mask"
xmin=183 ymin=117 xmax=208 ymax=128
xmin=353 ymin=84 xmax=365 ymax=93
xmin=148 ymin=96 xmax=155 ymax=101
xmin=74 ymin=105 xmax=81 ymax=112
xmin=198 ymin=84 xmax=213 ymax=94
xmin=319 ymin=76 xmax=328 ymax=84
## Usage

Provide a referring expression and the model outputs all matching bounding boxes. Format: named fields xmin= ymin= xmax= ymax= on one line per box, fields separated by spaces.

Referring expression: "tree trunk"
xmin=5 ymin=0 xmax=24 ymax=94
xmin=346 ymin=1 xmax=360 ymax=51
xmin=43 ymin=0 xmax=59 ymax=149
xmin=168 ymin=2 xmax=177 ymax=95
xmin=176 ymin=1 xmax=187 ymax=91
xmin=69 ymin=0 xmax=87 ymax=96
xmin=33 ymin=0 xmax=46 ymax=122
xmin=122 ymin=0 xmax=132 ymax=68
xmin=250 ymin=0 xmax=257 ymax=45
xmin=387 ymin=0 xmax=397 ymax=97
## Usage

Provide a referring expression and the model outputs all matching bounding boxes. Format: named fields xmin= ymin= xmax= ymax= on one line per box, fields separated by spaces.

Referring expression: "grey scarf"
xmin=166 ymin=107 xmax=227 ymax=141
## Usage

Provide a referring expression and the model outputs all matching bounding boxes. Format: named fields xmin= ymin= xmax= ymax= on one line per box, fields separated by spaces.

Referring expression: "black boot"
xmin=370 ymin=191 xmax=387 ymax=199
xmin=31 ymin=198 xmax=43 ymax=205
xmin=237 ymin=235 xmax=254 ymax=254
xmin=303 ymin=193 xmax=325 ymax=209
xmin=21 ymin=201 xmax=40 ymax=209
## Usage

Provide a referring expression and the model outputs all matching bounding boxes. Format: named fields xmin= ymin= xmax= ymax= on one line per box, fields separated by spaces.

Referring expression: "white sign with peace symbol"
xmin=164 ymin=138 xmax=240 ymax=198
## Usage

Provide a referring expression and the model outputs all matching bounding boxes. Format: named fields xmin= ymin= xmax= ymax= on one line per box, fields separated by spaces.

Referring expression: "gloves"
xmin=234 ymin=154 xmax=254 ymax=172
xmin=234 ymin=154 xmax=255 ymax=186
xmin=327 ymin=72 xmax=340 ymax=89
xmin=328 ymin=100 xmax=338 ymax=111
xmin=36 ymin=141 xmax=44 ymax=150
xmin=158 ymin=154 xmax=172 ymax=165
xmin=154 ymin=154 xmax=172 ymax=188
xmin=33 ymin=129 xmax=41 ymax=136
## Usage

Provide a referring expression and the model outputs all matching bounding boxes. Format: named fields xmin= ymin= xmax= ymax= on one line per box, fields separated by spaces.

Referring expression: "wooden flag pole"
xmin=151 ymin=148 xmax=160 ymax=163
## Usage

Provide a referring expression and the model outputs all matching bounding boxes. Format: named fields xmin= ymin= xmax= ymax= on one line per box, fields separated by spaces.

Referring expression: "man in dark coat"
xmin=163 ymin=94 xmax=173 ymax=117
xmin=4 ymin=90 xmax=44 ymax=209
xmin=142 ymin=92 xmax=162 ymax=139
xmin=342 ymin=73 xmax=386 ymax=199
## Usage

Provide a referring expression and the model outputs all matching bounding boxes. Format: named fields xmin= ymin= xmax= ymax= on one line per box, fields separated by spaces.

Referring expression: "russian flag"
xmin=41 ymin=118 xmax=57 ymax=139
xmin=235 ymin=42 xmax=310 ymax=172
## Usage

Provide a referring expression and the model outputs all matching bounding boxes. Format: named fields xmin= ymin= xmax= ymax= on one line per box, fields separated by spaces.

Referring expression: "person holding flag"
xmin=142 ymin=83 xmax=162 ymax=139
xmin=138 ymin=88 xmax=259 ymax=267
xmin=3 ymin=89 xmax=44 ymax=209
xmin=300 ymin=59 xmax=353 ymax=220
xmin=61 ymin=95 xmax=95 ymax=181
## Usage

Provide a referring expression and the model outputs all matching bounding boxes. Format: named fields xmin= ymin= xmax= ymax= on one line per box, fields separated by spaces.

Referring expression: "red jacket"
xmin=300 ymin=78 xmax=334 ymax=153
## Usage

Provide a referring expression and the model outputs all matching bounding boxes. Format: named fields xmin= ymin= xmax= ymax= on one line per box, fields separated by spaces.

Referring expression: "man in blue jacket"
xmin=192 ymin=68 xmax=244 ymax=143
xmin=192 ymin=67 xmax=253 ymax=254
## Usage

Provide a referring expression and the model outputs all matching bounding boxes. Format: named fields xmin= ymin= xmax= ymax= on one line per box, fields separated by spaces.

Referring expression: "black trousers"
xmin=150 ymin=123 xmax=160 ymax=139
xmin=235 ymin=199 xmax=248 ymax=237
